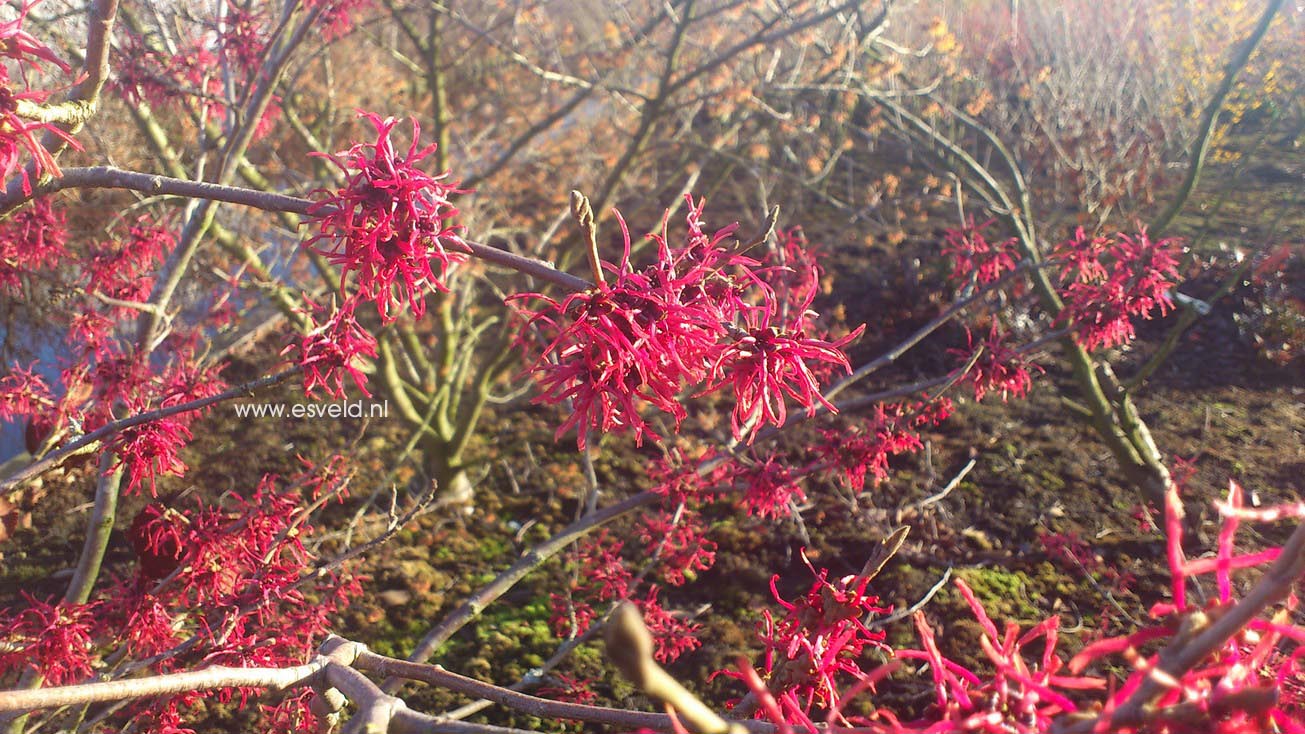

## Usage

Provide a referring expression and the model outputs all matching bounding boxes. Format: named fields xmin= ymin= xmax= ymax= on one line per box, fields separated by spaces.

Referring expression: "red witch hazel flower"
xmin=514 ymin=209 xmax=732 ymax=448
xmin=550 ymin=530 xmax=633 ymax=639
xmin=729 ymin=453 xmax=806 ymax=520
xmin=761 ymin=226 xmax=823 ymax=312
xmin=213 ymin=6 xmax=266 ymax=75
xmin=305 ymin=0 xmax=372 ymax=39
xmin=817 ymin=399 xmax=952 ymax=492
xmin=111 ymin=30 xmax=221 ymax=111
xmin=0 ymin=0 xmax=78 ymax=190
xmin=86 ymin=217 xmax=173 ymax=308
xmin=0 ymin=198 xmax=66 ymax=292
xmin=534 ymin=673 xmax=598 ymax=706
xmin=121 ymin=593 xmax=180 ymax=658
xmin=647 ymin=447 xmax=720 ymax=507
xmin=512 ymin=274 xmax=696 ymax=448
xmin=0 ymin=594 xmax=99 ymax=685
xmin=949 ymin=324 xmax=1043 ymax=402
xmin=636 ymin=585 xmax=702 ymax=663
xmin=306 ymin=111 xmax=467 ymax=323
xmin=1064 ymin=479 xmax=1305 ymax=733
xmin=723 ymin=550 xmax=892 ymax=721
xmin=98 ymin=351 xmax=224 ymax=496
xmin=942 ymin=216 xmax=1020 ymax=285
xmin=897 ymin=581 xmax=1104 ymax=733
xmin=283 ymin=299 xmax=378 ymax=399
xmin=112 ymin=407 xmax=193 ymax=496
xmin=0 ymin=364 xmax=54 ymax=419
xmin=129 ymin=502 xmax=188 ymax=582
xmin=636 ymin=508 xmax=716 ymax=585
xmin=709 ymin=304 xmax=862 ymax=444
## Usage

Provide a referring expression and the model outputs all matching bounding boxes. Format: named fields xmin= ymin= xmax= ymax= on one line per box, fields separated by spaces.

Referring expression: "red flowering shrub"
xmin=636 ymin=585 xmax=703 ymax=663
xmin=1 ymin=466 xmax=361 ymax=731
xmin=213 ymin=6 xmax=267 ymax=75
xmin=0 ymin=3 xmax=1298 ymax=731
xmin=647 ymin=448 xmax=722 ymax=506
xmin=514 ymin=280 xmax=695 ymax=448
xmin=942 ymin=219 xmax=1183 ymax=355
xmin=817 ymin=399 xmax=953 ymax=492
xmin=0 ymin=204 xmax=227 ymax=492
xmin=728 ymin=453 xmax=807 ymax=520
xmin=85 ymin=219 xmax=173 ymax=310
xmin=0 ymin=365 xmax=53 ymax=420
xmin=1063 ymin=480 xmax=1305 ymax=733
xmin=636 ymin=508 xmax=717 ymax=585
xmin=111 ymin=19 xmax=283 ymax=141
xmin=534 ymin=673 xmax=599 ymax=706
xmin=552 ymin=527 xmax=707 ymax=663
xmin=762 ymin=226 xmax=824 ymax=313
xmin=893 ymin=582 xmax=1104 ymax=733
xmin=112 ymin=28 xmax=219 ymax=110
xmin=128 ymin=503 xmax=186 ymax=582
xmin=305 ymin=0 xmax=371 ymax=39
xmin=725 ymin=478 xmax=1305 ymax=734
xmin=710 ymin=307 xmax=861 ymax=444
xmin=101 ymin=355 xmax=226 ymax=495
xmin=112 ymin=410 xmax=193 ymax=495
xmin=551 ymin=530 xmax=633 ymax=640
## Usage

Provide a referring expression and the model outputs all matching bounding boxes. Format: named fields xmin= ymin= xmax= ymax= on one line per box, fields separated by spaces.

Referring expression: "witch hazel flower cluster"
xmin=548 ymin=394 xmax=953 ymax=666
xmin=719 ymin=550 xmax=893 ymax=723
xmin=543 ymin=233 xmax=922 ymax=663
xmin=554 ymin=414 xmax=934 ymax=666
xmin=281 ymin=299 xmax=378 ymax=400
xmin=0 ymin=198 xmax=64 ymax=292
xmin=640 ymin=396 xmax=950 ymax=526
xmin=514 ymin=197 xmax=863 ymax=449
xmin=0 ymin=462 xmax=361 ymax=732
xmin=306 ymin=111 xmax=467 ymax=324
xmin=893 ymin=581 xmax=1103 ymax=734
xmin=113 ymin=12 xmax=287 ymax=140
xmin=0 ymin=0 xmax=77 ymax=190
xmin=86 ymin=347 xmax=226 ymax=496
xmin=286 ymin=112 xmax=467 ymax=398
xmin=942 ymin=216 xmax=1020 ymax=286
xmin=0 ymin=206 xmax=227 ymax=496
xmin=950 ymin=325 xmax=1044 ymax=403
xmin=942 ymin=218 xmax=1180 ymax=400
xmin=1060 ymin=479 xmax=1305 ymax=733
xmin=1052 ymin=227 xmax=1182 ymax=352
xmin=729 ymin=477 xmax=1305 ymax=734
xmin=550 ymin=529 xmax=703 ymax=664
xmin=817 ymin=399 xmax=954 ymax=492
